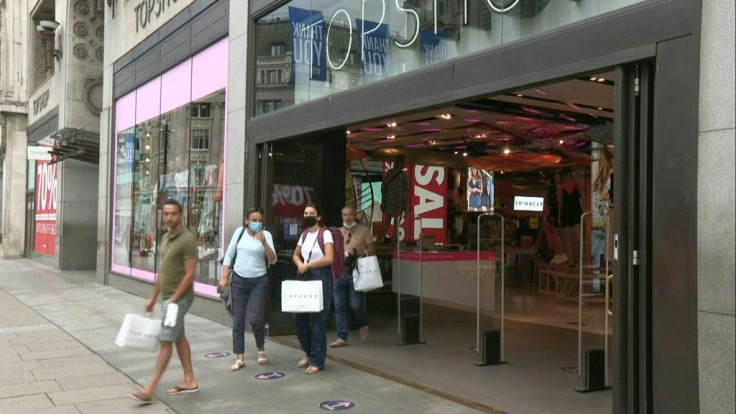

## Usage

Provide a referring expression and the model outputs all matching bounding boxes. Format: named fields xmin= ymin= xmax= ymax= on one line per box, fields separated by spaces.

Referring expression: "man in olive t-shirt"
xmin=128 ymin=199 xmax=199 ymax=404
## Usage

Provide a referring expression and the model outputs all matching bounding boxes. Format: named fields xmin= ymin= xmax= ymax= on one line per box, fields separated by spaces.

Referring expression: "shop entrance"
xmin=261 ymin=65 xmax=651 ymax=413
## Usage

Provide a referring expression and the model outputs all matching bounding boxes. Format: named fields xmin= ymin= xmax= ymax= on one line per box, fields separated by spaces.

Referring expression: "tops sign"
xmin=133 ymin=0 xmax=180 ymax=32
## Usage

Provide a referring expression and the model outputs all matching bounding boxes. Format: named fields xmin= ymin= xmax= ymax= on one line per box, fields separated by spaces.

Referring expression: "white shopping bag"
xmin=352 ymin=256 xmax=384 ymax=292
xmin=281 ymin=280 xmax=323 ymax=313
xmin=163 ymin=303 xmax=179 ymax=327
xmin=114 ymin=313 xmax=161 ymax=351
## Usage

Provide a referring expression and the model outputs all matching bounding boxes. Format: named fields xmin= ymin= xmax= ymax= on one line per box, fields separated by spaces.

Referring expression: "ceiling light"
xmin=346 ymin=130 xmax=351 ymax=135
xmin=597 ymin=78 xmax=605 ymax=82
xmin=438 ymin=114 xmax=452 ymax=120
xmin=454 ymin=151 xmax=459 ymax=155
xmin=597 ymin=107 xmax=603 ymax=110
xmin=387 ymin=122 xmax=397 ymax=128
xmin=429 ymin=140 xmax=437 ymax=145
xmin=462 ymin=152 xmax=468 ymax=157
xmin=559 ymin=140 xmax=564 ymax=145
xmin=503 ymin=148 xmax=511 ymax=155
xmin=144 ymin=144 xmax=150 ymax=151
xmin=590 ymin=77 xmax=598 ymax=81
xmin=387 ymin=135 xmax=396 ymax=140
xmin=516 ymin=94 xmax=523 ymax=97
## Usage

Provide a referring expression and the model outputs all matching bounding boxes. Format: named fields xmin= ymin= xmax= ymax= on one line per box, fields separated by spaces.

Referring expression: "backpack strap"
xmin=316 ymin=227 xmax=326 ymax=255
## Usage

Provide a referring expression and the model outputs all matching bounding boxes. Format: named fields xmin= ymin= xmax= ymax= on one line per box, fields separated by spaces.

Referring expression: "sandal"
xmin=305 ymin=365 xmax=321 ymax=374
xmin=230 ymin=359 xmax=245 ymax=371
xmin=257 ymin=351 xmax=268 ymax=365
xmin=165 ymin=385 xmax=199 ymax=395
xmin=128 ymin=390 xmax=154 ymax=404
xmin=297 ymin=357 xmax=309 ymax=368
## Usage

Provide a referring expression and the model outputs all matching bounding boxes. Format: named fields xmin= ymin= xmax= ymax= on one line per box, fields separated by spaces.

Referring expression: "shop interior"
xmin=267 ymin=72 xmax=616 ymax=413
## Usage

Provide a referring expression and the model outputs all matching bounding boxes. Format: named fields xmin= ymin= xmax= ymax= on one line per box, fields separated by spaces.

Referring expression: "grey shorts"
xmin=158 ymin=295 xmax=194 ymax=343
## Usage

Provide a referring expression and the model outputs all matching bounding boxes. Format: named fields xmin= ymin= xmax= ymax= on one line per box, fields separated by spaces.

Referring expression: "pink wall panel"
xmin=114 ymin=92 xmax=137 ymax=133
xmin=161 ymin=60 xmax=193 ymax=114
xmin=135 ymin=77 xmax=162 ymax=124
xmin=191 ymin=38 xmax=229 ymax=101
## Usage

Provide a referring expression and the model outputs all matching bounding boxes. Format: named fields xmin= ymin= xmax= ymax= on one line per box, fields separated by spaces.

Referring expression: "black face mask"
xmin=303 ymin=216 xmax=317 ymax=228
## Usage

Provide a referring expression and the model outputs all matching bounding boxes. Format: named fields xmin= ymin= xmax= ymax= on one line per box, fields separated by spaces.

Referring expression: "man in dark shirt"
xmin=129 ymin=199 xmax=199 ymax=404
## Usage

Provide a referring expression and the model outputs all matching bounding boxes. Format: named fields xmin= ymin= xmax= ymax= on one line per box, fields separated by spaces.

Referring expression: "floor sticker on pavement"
xmin=255 ymin=372 xmax=285 ymax=380
xmin=320 ymin=400 xmax=355 ymax=411
xmin=204 ymin=352 xmax=231 ymax=358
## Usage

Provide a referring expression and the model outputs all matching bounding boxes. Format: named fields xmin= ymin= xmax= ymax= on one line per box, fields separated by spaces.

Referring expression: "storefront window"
xmin=112 ymin=39 xmax=228 ymax=297
xmin=253 ymin=0 xmax=647 ymax=115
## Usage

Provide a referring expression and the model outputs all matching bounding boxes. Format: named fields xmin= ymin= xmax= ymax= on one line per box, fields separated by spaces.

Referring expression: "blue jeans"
xmin=231 ymin=273 xmax=268 ymax=354
xmin=333 ymin=270 xmax=367 ymax=341
xmin=294 ymin=267 xmax=333 ymax=369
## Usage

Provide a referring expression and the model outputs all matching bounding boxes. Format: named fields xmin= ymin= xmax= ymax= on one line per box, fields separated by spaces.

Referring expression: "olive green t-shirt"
xmin=159 ymin=226 xmax=197 ymax=300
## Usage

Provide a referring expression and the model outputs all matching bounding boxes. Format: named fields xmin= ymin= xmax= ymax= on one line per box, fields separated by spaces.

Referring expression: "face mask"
xmin=249 ymin=222 xmax=263 ymax=233
xmin=343 ymin=221 xmax=356 ymax=228
xmin=303 ymin=216 xmax=317 ymax=228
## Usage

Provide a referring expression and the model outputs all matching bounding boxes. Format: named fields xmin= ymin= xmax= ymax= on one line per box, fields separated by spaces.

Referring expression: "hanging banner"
xmin=383 ymin=163 xmax=447 ymax=244
xmin=288 ymin=7 xmax=327 ymax=83
xmin=419 ymin=29 xmax=450 ymax=67
xmin=34 ymin=158 xmax=58 ymax=256
xmin=356 ymin=19 xmax=390 ymax=84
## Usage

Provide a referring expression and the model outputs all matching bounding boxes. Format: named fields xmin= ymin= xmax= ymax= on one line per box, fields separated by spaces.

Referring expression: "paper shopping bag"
xmin=114 ymin=313 xmax=161 ymax=351
xmin=281 ymin=280 xmax=323 ymax=313
xmin=352 ymin=255 xmax=384 ymax=292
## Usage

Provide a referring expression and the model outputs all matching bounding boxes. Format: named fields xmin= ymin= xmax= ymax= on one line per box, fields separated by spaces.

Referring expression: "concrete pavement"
xmin=0 ymin=258 xmax=488 ymax=413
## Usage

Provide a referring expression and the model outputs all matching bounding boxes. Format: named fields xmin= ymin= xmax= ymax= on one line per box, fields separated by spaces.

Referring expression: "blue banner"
xmin=419 ymin=29 xmax=450 ymax=67
xmin=357 ymin=19 xmax=390 ymax=85
xmin=288 ymin=7 xmax=327 ymax=83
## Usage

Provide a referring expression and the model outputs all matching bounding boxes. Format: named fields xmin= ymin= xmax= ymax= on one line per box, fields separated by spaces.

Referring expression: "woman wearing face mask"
xmin=292 ymin=204 xmax=334 ymax=374
xmin=219 ymin=208 xmax=277 ymax=371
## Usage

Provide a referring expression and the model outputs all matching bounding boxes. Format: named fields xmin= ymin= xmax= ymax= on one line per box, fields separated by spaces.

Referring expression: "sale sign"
xmin=384 ymin=163 xmax=447 ymax=244
xmin=34 ymin=159 xmax=58 ymax=256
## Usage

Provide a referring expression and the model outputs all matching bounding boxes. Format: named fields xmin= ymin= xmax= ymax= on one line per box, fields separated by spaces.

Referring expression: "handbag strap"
xmin=231 ymin=227 xmax=246 ymax=265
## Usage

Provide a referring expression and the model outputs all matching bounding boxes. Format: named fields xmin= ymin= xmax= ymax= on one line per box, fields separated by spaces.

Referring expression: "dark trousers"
xmin=294 ymin=267 xmax=333 ymax=369
xmin=231 ymin=273 xmax=268 ymax=354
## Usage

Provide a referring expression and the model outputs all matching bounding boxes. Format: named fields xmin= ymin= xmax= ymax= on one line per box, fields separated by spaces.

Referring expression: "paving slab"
xmin=33 ymin=362 xmax=118 ymax=380
xmin=47 ymin=384 xmax=141 ymax=406
xmin=0 ymin=394 xmax=56 ymax=411
xmin=56 ymin=372 xmax=134 ymax=391
xmin=0 ymin=379 xmax=61 ymax=399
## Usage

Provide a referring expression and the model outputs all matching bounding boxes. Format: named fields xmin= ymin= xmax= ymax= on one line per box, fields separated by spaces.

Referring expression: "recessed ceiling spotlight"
xmin=387 ymin=135 xmax=396 ymax=140
xmin=429 ymin=140 xmax=437 ymax=145
xmin=590 ymin=77 xmax=598 ymax=81
xmin=387 ymin=122 xmax=397 ymax=128
xmin=438 ymin=114 xmax=452 ymax=120
xmin=559 ymin=139 xmax=564 ymax=145
xmin=503 ymin=148 xmax=511 ymax=155
xmin=516 ymin=94 xmax=523 ymax=97
xmin=462 ymin=152 xmax=468 ymax=157
xmin=454 ymin=151 xmax=459 ymax=155
xmin=597 ymin=107 xmax=603 ymax=110
xmin=597 ymin=78 xmax=605 ymax=82
xmin=346 ymin=130 xmax=351 ymax=135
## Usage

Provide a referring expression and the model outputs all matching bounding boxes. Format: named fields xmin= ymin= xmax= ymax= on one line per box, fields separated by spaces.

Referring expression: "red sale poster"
xmin=34 ymin=159 xmax=57 ymax=256
xmin=384 ymin=163 xmax=447 ymax=244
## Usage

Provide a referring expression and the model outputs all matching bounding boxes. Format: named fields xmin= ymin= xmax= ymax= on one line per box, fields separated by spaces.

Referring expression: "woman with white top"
xmin=219 ymin=207 xmax=276 ymax=371
xmin=292 ymin=204 xmax=334 ymax=374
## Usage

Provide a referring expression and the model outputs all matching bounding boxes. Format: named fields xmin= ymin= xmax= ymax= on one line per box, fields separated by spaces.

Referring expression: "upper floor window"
xmin=191 ymin=103 xmax=211 ymax=118
xmin=270 ymin=43 xmax=285 ymax=56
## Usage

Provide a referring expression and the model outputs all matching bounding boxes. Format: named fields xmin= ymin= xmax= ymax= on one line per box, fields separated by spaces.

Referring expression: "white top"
xmin=223 ymin=227 xmax=276 ymax=278
xmin=298 ymin=228 xmax=334 ymax=264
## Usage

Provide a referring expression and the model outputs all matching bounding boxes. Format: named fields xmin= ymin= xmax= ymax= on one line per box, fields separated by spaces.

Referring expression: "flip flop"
xmin=297 ymin=357 xmax=309 ymax=368
xmin=305 ymin=365 xmax=321 ymax=374
xmin=165 ymin=385 xmax=200 ymax=395
xmin=230 ymin=359 xmax=245 ymax=371
xmin=128 ymin=391 xmax=155 ymax=404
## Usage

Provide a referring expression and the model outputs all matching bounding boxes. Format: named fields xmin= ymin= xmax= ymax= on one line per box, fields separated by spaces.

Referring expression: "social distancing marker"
xmin=320 ymin=400 xmax=355 ymax=411
xmin=204 ymin=352 xmax=231 ymax=358
xmin=255 ymin=372 xmax=285 ymax=380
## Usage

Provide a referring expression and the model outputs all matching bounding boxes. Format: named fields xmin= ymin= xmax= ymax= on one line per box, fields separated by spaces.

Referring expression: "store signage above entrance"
xmin=118 ymin=0 xmax=194 ymax=57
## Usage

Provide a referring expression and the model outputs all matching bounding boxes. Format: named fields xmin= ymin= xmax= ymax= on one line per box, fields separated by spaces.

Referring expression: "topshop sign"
xmin=324 ymin=0 xmax=554 ymax=70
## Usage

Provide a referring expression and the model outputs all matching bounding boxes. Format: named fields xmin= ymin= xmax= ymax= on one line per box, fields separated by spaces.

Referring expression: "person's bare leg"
xmin=174 ymin=334 xmax=198 ymax=389
xmin=141 ymin=341 xmax=173 ymax=397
